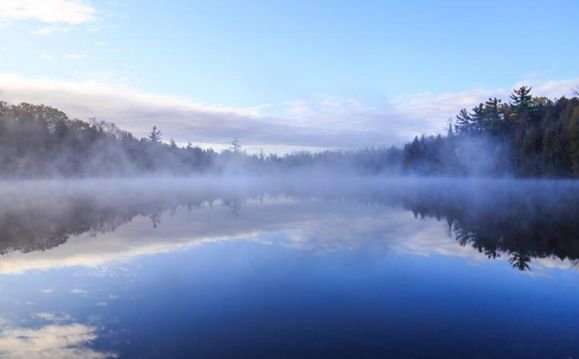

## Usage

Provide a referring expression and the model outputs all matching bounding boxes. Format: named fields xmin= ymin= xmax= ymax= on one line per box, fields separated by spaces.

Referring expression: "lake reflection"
xmin=1 ymin=178 xmax=579 ymax=358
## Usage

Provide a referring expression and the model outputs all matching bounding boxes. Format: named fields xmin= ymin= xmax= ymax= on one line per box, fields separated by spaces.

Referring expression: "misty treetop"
xmin=1 ymin=86 xmax=579 ymax=177
xmin=404 ymin=86 xmax=579 ymax=177
xmin=0 ymin=100 xmax=402 ymax=177
xmin=0 ymin=101 xmax=217 ymax=177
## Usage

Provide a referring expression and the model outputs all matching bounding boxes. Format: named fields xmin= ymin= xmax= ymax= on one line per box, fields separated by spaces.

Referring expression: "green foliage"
xmin=402 ymin=86 xmax=579 ymax=177
xmin=2 ymin=86 xmax=579 ymax=178
xmin=0 ymin=103 xmax=219 ymax=177
xmin=509 ymin=86 xmax=534 ymax=115
xmin=0 ymin=102 xmax=402 ymax=176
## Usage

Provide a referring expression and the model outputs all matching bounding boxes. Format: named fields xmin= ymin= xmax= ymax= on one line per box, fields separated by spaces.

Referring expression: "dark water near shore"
xmin=1 ymin=178 xmax=579 ymax=358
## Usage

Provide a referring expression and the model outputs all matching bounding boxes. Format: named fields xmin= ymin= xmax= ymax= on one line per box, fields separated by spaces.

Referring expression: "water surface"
xmin=1 ymin=178 xmax=579 ymax=358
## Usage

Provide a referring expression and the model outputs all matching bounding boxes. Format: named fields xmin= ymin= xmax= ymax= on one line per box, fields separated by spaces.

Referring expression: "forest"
xmin=0 ymin=86 xmax=578 ymax=178
xmin=404 ymin=86 xmax=579 ymax=177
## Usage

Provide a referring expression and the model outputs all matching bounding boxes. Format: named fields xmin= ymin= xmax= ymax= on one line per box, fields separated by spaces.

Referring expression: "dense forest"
xmin=1 ymin=86 xmax=578 ymax=177
xmin=0 ymin=100 xmax=400 ymax=176
xmin=404 ymin=86 xmax=579 ymax=177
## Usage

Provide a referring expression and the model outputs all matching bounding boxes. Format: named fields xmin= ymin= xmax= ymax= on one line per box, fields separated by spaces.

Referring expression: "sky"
xmin=1 ymin=0 xmax=579 ymax=152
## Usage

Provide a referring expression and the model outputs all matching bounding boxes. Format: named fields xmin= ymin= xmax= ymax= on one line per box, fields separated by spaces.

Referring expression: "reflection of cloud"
xmin=280 ymin=209 xmax=429 ymax=253
xmin=35 ymin=312 xmax=72 ymax=322
xmin=0 ymin=197 xmax=427 ymax=274
xmin=532 ymin=257 xmax=579 ymax=272
xmin=0 ymin=187 xmax=575 ymax=275
xmin=0 ymin=197 xmax=379 ymax=272
xmin=394 ymin=226 xmax=489 ymax=260
xmin=395 ymin=222 xmax=579 ymax=272
xmin=0 ymin=194 xmax=488 ymax=273
xmin=0 ymin=320 xmax=115 ymax=358
xmin=69 ymin=289 xmax=88 ymax=295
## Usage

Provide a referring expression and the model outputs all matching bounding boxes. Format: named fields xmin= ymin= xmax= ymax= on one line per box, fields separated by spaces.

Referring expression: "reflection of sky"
xmin=2 ymin=239 xmax=579 ymax=357
xmin=0 ymin=318 xmax=116 ymax=358
xmin=2 ymin=193 xmax=579 ymax=356
xmin=0 ymin=194 xmax=574 ymax=275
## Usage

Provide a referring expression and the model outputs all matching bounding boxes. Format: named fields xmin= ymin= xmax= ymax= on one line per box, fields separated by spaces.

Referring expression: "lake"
xmin=1 ymin=177 xmax=579 ymax=358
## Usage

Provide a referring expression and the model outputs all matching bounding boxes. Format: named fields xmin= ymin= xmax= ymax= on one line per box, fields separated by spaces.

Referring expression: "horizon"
xmin=1 ymin=0 xmax=579 ymax=153
xmin=4 ymin=3 xmax=579 ymax=357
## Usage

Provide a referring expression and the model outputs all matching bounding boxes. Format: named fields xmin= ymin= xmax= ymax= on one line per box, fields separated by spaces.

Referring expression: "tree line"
xmin=1 ymin=86 xmax=579 ymax=177
xmin=0 ymin=100 xmax=400 ymax=177
xmin=403 ymin=86 xmax=579 ymax=177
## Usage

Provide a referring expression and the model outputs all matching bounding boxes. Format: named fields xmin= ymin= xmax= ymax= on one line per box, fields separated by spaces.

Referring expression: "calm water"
xmin=1 ymin=178 xmax=579 ymax=358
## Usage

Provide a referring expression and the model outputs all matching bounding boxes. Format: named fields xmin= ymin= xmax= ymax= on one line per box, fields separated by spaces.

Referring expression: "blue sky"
xmin=1 ymin=0 xmax=579 ymax=151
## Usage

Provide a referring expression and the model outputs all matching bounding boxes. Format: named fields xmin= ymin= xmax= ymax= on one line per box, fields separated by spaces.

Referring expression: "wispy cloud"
xmin=0 ymin=74 xmax=432 ymax=151
xmin=394 ymin=78 xmax=579 ymax=123
xmin=0 ymin=0 xmax=96 ymax=25
xmin=0 ymin=73 xmax=577 ymax=151
xmin=65 ymin=53 xmax=87 ymax=60
xmin=32 ymin=25 xmax=70 ymax=35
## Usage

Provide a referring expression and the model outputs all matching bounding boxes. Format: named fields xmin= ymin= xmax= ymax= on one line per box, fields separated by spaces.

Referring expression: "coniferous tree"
xmin=510 ymin=86 xmax=533 ymax=115
xmin=455 ymin=109 xmax=473 ymax=134
xmin=231 ymin=137 xmax=241 ymax=153
xmin=484 ymin=97 xmax=502 ymax=134
xmin=148 ymin=126 xmax=162 ymax=143
xmin=2 ymin=88 xmax=579 ymax=178
xmin=469 ymin=103 xmax=486 ymax=134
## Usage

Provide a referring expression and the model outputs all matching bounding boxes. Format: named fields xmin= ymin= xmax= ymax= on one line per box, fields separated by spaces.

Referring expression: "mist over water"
xmin=3 ymin=0 xmax=579 ymax=356
xmin=2 ymin=176 xmax=579 ymax=270
xmin=1 ymin=176 xmax=579 ymax=358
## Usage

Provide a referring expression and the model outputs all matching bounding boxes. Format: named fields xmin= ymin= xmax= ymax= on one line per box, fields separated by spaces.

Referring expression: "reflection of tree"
xmin=0 ymin=189 xmax=234 ymax=255
xmin=508 ymin=253 xmax=531 ymax=271
xmin=0 ymin=197 xmax=131 ymax=255
xmin=395 ymin=182 xmax=579 ymax=271
xmin=1 ymin=180 xmax=579 ymax=272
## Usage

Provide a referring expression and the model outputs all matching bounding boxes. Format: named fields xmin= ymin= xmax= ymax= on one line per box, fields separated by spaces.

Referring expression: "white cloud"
xmin=0 ymin=74 xmax=434 ymax=151
xmin=394 ymin=78 xmax=579 ymax=125
xmin=0 ymin=0 xmax=96 ymax=25
xmin=32 ymin=25 xmax=70 ymax=35
xmin=66 ymin=53 xmax=87 ymax=60
xmin=0 ymin=73 xmax=577 ymax=151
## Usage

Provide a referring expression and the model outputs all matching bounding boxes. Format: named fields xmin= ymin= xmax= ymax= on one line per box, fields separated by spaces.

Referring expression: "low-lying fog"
xmin=2 ymin=176 xmax=579 ymax=273
xmin=3 ymin=176 xmax=579 ymax=358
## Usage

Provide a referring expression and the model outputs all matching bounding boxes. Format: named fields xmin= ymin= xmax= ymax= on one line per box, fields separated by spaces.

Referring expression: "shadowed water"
xmin=1 ymin=177 xmax=579 ymax=358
